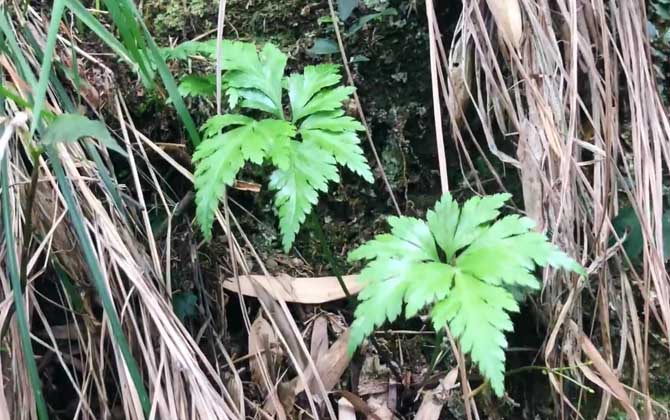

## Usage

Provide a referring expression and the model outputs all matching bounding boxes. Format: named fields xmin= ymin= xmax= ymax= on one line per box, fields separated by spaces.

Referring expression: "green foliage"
xmin=348 ymin=193 xmax=584 ymax=397
xmin=172 ymin=291 xmax=199 ymax=322
xmin=611 ymin=205 xmax=670 ymax=263
xmin=191 ymin=41 xmax=373 ymax=250
xmin=42 ymin=113 xmax=126 ymax=156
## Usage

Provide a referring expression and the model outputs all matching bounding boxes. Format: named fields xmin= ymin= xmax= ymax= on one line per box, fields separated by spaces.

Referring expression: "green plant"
xmin=347 ymin=193 xmax=585 ymax=396
xmin=190 ymin=41 xmax=373 ymax=250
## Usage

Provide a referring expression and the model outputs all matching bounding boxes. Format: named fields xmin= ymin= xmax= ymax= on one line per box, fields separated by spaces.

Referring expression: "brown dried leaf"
xmin=569 ymin=321 xmax=640 ymax=420
xmin=310 ymin=316 xmax=329 ymax=362
xmin=222 ymin=274 xmax=362 ymax=304
xmin=415 ymin=368 xmax=459 ymax=420
xmin=248 ymin=313 xmax=280 ymax=385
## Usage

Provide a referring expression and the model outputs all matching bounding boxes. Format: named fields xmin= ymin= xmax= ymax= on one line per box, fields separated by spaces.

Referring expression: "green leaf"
xmin=431 ymin=272 xmax=518 ymax=397
xmin=338 ymin=0 xmax=359 ymax=21
xmin=269 ymin=141 xmax=339 ymax=251
xmin=288 ymin=65 xmax=342 ymax=121
xmin=429 ymin=193 xmax=511 ymax=260
xmin=220 ymin=41 xmax=287 ymax=117
xmin=177 ymin=74 xmax=217 ymax=98
xmin=347 ymin=8 xmax=397 ymax=35
xmin=294 ymin=86 xmax=355 ymax=122
xmin=348 ymin=193 xmax=584 ymax=397
xmin=42 ymin=113 xmax=127 ymax=156
xmin=194 ymin=116 xmax=295 ymax=240
xmin=307 ymin=38 xmax=339 ymax=56
xmin=299 ymin=111 xmax=373 ymax=182
xmin=173 ymin=292 xmax=198 ymax=322
xmin=611 ymin=205 xmax=670 ymax=264
xmin=190 ymin=42 xmax=373 ymax=250
xmin=160 ymin=39 xmax=217 ymax=60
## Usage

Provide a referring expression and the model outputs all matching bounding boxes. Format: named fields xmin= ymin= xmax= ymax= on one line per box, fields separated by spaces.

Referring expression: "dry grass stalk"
xmin=434 ymin=0 xmax=670 ymax=416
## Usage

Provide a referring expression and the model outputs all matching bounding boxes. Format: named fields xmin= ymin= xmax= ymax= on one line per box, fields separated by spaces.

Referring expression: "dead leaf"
xmin=517 ymin=120 xmax=545 ymax=230
xmin=569 ymin=321 xmax=640 ymax=420
xmin=337 ymin=390 xmax=382 ymax=420
xmin=310 ymin=316 xmax=329 ymax=363
xmin=486 ymin=0 xmax=523 ymax=49
xmin=368 ymin=393 xmax=394 ymax=420
xmin=415 ymin=368 xmax=459 ymax=420
xmin=222 ymin=274 xmax=362 ymax=304
xmin=293 ymin=329 xmax=353 ymax=395
xmin=248 ymin=313 xmax=281 ymax=386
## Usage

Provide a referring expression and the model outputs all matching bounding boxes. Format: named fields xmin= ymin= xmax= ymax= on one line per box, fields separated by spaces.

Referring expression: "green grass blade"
xmin=0 ymin=11 xmax=37 ymax=87
xmin=46 ymin=146 xmax=151 ymax=416
xmin=63 ymin=0 xmax=134 ymax=66
xmin=113 ymin=0 xmax=201 ymax=145
xmin=29 ymin=0 xmax=65 ymax=136
xmin=99 ymin=0 xmax=155 ymax=88
xmin=144 ymin=30 xmax=202 ymax=145
xmin=1 ymin=158 xmax=49 ymax=420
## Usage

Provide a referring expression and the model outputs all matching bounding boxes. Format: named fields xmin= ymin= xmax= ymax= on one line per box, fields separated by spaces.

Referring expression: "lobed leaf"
xmin=431 ymin=272 xmax=518 ymax=397
xmin=269 ymin=141 xmax=340 ymax=251
xmin=194 ymin=116 xmax=295 ymax=240
xmin=288 ymin=64 xmax=342 ymax=121
xmin=177 ymin=74 xmax=217 ymax=98
xmin=300 ymin=111 xmax=373 ymax=182
xmin=220 ymin=41 xmax=287 ymax=117
xmin=348 ymin=192 xmax=585 ymax=397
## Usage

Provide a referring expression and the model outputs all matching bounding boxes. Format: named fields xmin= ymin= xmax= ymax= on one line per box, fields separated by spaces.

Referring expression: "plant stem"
xmin=309 ymin=212 xmax=351 ymax=299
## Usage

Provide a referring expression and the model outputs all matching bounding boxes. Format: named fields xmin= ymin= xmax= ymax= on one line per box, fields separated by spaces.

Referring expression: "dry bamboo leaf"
xmin=337 ymin=390 xmax=382 ymax=420
xmin=569 ymin=321 xmax=640 ymax=420
xmin=248 ymin=313 xmax=280 ymax=385
xmin=310 ymin=315 xmax=329 ymax=362
xmin=292 ymin=329 xmax=352 ymax=395
xmin=232 ymin=180 xmax=261 ymax=192
xmin=415 ymin=368 xmax=458 ymax=420
xmin=222 ymin=274 xmax=362 ymax=304
xmin=485 ymin=0 xmax=523 ymax=49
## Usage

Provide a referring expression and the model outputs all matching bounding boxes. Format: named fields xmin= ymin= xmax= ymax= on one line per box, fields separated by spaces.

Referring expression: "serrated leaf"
xmin=269 ymin=141 xmax=339 ymax=251
xmin=431 ymin=272 xmax=518 ymax=397
xmin=177 ymin=74 xmax=216 ymax=98
xmin=42 ymin=113 xmax=126 ymax=156
xmin=289 ymin=65 xmax=342 ymax=121
xmin=295 ymin=86 xmax=355 ymax=121
xmin=191 ymin=41 xmax=373 ymax=250
xmin=160 ymin=40 xmax=217 ymax=60
xmin=348 ymin=192 xmax=584 ymax=397
xmin=220 ymin=41 xmax=287 ymax=117
xmin=194 ymin=116 xmax=295 ymax=240
xmin=348 ymin=258 xmax=416 ymax=352
xmin=349 ymin=216 xmax=439 ymax=262
xmin=300 ymin=112 xmax=372 ymax=182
